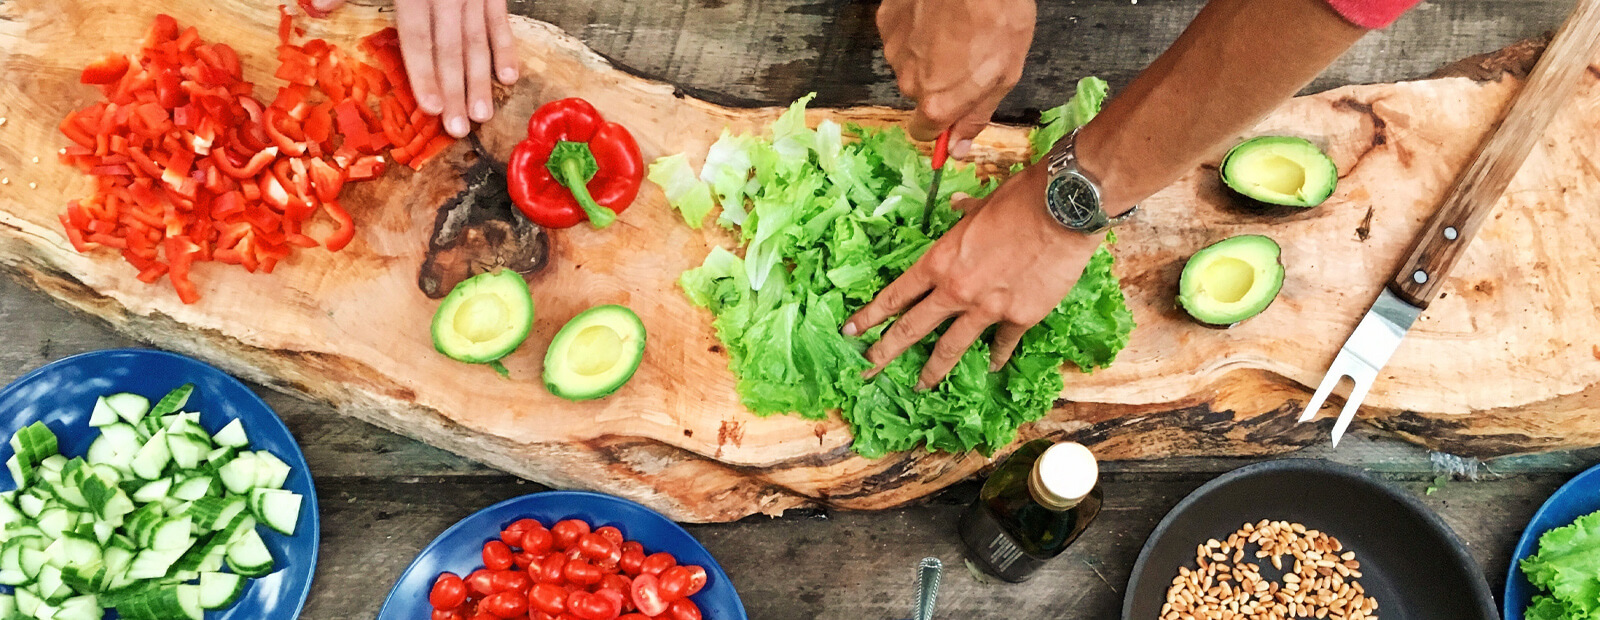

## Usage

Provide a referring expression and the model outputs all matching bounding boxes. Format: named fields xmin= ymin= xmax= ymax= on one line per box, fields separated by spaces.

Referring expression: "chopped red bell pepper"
xmin=81 ymin=53 xmax=130 ymax=85
xmin=507 ymin=98 xmax=643 ymax=229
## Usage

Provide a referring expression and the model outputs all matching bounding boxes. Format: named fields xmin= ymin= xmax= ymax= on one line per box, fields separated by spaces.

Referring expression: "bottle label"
xmin=958 ymin=502 xmax=1046 ymax=582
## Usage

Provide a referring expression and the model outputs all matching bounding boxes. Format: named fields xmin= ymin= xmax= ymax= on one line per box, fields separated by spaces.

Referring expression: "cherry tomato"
xmin=564 ymin=559 xmax=603 ymax=586
xmin=593 ymin=589 xmax=626 ymax=616
xmin=639 ymin=553 xmax=676 ymax=577
xmin=594 ymin=526 xmax=624 ymax=546
xmin=501 ymin=518 xmax=540 ymax=546
xmin=479 ymin=590 xmax=529 ymax=618
xmin=467 ymin=615 xmax=496 ymax=620
xmin=529 ymin=583 xmax=568 ymax=615
xmin=483 ymin=540 xmax=515 ymax=570
xmin=658 ymin=565 xmax=707 ymax=600
xmin=522 ymin=528 xmax=554 ymax=555
xmin=530 ymin=613 xmax=559 ymax=620
xmin=680 ymin=566 xmax=706 ymax=597
xmin=629 ymin=573 xmax=668 ymax=616
xmin=489 ymin=569 xmax=532 ymax=593
xmin=431 ymin=609 xmax=465 ymax=620
xmin=551 ymin=519 xmax=591 ymax=550
xmin=618 ymin=547 xmax=646 ymax=576
xmin=620 ymin=541 xmax=644 ymax=555
xmin=618 ymin=615 xmax=650 ymax=620
xmin=601 ymin=574 xmax=633 ymax=612
xmin=514 ymin=551 xmax=538 ymax=569
xmin=667 ymin=598 xmax=701 ymax=620
xmin=430 ymin=572 xmax=469 ymax=610
xmin=577 ymin=534 xmax=619 ymax=562
xmin=539 ymin=553 xmax=569 ymax=584
xmin=568 ymin=589 xmax=624 ymax=620
xmin=466 ymin=569 xmax=499 ymax=597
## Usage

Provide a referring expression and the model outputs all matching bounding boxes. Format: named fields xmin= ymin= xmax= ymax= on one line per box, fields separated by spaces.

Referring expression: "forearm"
xmin=1076 ymin=0 xmax=1368 ymax=212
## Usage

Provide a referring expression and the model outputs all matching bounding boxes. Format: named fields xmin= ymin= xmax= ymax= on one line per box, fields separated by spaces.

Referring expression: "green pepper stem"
xmin=556 ymin=154 xmax=616 ymax=229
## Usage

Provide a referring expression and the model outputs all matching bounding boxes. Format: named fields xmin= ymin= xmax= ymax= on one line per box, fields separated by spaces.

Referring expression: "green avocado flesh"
xmin=1220 ymin=136 xmax=1338 ymax=208
xmin=1177 ymin=235 xmax=1285 ymax=327
xmin=544 ymin=305 xmax=646 ymax=401
xmin=432 ymin=270 xmax=535 ymax=364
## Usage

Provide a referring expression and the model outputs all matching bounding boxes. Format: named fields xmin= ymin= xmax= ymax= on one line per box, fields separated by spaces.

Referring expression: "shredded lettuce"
xmin=1521 ymin=509 xmax=1600 ymax=620
xmin=664 ymin=83 xmax=1133 ymax=458
xmin=1028 ymin=77 xmax=1110 ymax=163
xmin=647 ymin=154 xmax=715 ymax=228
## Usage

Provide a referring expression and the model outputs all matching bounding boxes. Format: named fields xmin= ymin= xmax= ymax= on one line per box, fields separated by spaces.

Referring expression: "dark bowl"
xmin=1123 ymin=459 xmax=1497 ymax=620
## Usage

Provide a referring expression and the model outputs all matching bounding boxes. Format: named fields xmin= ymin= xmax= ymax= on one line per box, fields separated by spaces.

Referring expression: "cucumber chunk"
xmin=129 ymin=430 xmax=171 ymax=481
xmin=148 ymin=384 xmax=194 ymax=418
xmin=87 ymin=397 xmax=120 ymax=427
xmin=211 ymin=419 xmax=248 ymax=449
xmin=197 ymin=571 xmax=244 ymax=609
xmin=250 ymin=489 xmax=302 ymax=536
xmin=104 ymin=393 xmax=151 ymax=424
xmin=223 ymin=530 xmax=272 ymax=578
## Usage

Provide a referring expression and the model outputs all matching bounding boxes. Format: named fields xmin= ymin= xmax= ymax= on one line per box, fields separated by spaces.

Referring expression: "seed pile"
xmin=1161 ymin=520 xmax=1380 ymax=620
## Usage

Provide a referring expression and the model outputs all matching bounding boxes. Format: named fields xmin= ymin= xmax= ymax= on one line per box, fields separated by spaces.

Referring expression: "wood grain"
xmin=2 ymin=0 xmax=1599 ymax=522
xmin=1390 ymin=0 xmax=1600 ymax=307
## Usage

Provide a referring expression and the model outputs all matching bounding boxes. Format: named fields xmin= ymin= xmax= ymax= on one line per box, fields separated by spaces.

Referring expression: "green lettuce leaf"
xmin=657 ymin=84 xmax=1132 ymax=457
xmin=647 ymin=153 xmax=715 ymax=228
xmin=1522 ymin=509 xmax=1600 ymax=620
xmin=1027 ymin=76 xmax=1110 ymax=163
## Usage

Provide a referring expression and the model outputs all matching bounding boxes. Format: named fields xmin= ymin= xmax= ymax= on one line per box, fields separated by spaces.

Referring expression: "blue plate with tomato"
xmin=378 ymin=491 xmax=747 ymax=620
xmin=1503 ymin=461 xmax=1600 ymax=620
xmin=0 ymin=348 xmax=320 ymax=619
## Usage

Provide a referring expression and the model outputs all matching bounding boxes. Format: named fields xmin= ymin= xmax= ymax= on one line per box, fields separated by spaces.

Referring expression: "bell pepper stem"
xmin=550 ymin=142 xmax=617 ymax=229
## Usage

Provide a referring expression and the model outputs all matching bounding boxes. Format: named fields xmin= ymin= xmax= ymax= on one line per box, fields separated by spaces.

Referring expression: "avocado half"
xmin=544 ymin=305 xmax=647 ymax=401
xmin=431 ymin=270 xmax=535 ymax=364
xmin=1219 ymin=136 xmax=1338 ymax=214
xmin=1177 ymin=235 xmax=1285 ymax=328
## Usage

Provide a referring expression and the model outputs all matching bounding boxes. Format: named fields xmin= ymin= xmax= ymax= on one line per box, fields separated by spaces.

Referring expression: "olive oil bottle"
xmin=957 ymin=439 xmax=1102 ymax=582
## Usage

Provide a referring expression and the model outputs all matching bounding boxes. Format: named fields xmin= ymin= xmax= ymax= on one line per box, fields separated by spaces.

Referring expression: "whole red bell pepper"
xmin=507 ymin=98 xmax=643 ymax=229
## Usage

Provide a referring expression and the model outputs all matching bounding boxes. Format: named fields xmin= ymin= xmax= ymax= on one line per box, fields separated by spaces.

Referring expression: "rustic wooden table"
xmin=4 ymin=0 xmax=1596 ymax=617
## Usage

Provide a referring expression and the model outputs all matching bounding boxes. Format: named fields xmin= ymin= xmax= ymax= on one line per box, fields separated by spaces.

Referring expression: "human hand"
xmin=842 ymin=164 xmax=1103 ymax=389
xmin=876 ymin=0 xmax=1034 ymax=158
xmin=310 ymin=0 xmax=520 ymax=138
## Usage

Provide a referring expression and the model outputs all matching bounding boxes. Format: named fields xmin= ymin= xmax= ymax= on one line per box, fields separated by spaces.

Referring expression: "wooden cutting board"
xmin=2 ymin=0 xmax=1597 ymax=522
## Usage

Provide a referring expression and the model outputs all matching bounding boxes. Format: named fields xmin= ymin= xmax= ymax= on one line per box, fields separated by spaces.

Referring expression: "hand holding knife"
xmin=921 ymin=129 xmax=953 ymax=234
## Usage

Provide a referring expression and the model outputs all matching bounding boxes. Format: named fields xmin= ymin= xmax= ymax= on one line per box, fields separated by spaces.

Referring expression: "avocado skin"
xmin=543 ymin=304 xmax=647 ymax=402
xmin=1218 ymin=136 xmax=1338 ymax=216
xmin=1176 ymin=234 xmax=1285 ymax=329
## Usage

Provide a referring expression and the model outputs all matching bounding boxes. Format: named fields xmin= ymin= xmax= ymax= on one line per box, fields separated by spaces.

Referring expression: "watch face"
xmin=1047 ymin=173 xmax=1101 ymax=230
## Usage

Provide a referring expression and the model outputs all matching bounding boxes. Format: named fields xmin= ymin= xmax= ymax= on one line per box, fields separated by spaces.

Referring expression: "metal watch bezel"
xmin=1042 ymin=127 xmax=1135 ymax=234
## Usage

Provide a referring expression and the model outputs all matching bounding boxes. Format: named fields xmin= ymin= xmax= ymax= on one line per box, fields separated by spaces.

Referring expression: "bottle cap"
xmin=1028 ymin=442 xmax=1099 ymax=510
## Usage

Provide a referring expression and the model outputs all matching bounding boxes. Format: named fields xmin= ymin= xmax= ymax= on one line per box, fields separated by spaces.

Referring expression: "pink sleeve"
xmin=1323 ymin=0 xmax=1422 ymax=29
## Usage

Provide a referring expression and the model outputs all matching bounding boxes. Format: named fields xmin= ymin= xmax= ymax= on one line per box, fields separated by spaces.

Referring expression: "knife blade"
xmin=921 ymin=129 xmax=952 ymax=234
xmin=1298 ymin=0 xmax=1600 ymax=446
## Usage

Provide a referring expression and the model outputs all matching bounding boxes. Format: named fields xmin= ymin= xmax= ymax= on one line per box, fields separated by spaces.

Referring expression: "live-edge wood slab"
xmin=2 ymin=0 xmax=1599 ymax=522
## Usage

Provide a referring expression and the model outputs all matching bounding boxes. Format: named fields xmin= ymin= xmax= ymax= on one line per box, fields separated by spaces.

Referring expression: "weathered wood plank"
xmin=303 ymin=472 xmax=1573 ymax=619
xmin=510 ymin=0 xmax=1578 ymax=114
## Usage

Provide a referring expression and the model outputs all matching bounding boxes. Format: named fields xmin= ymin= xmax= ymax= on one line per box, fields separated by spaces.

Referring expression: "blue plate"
xmin=378 ymin=491 xmax=746 ymax=620
xmin=0 ymin=348 xmax=320 ymax=619
xmin=1504 ymin=461 xmax=1600 ymax=620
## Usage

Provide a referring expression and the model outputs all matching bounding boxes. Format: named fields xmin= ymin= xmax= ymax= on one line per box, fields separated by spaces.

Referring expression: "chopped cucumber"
xmin=148 ymin=384 xmax=194 ymax=418
xmin=250 ymin=489 xmax=302 ymax=536
xmin=103 ymin=393 xmax=151 ymax=424
xmin=87 ymin=397 xmax=119 ymax=427
xmin=224 ymin=529 xmax=273 ymax=578
xmin=5 ymin=388 xmax=300 ymax=619
xmin=211 ymin=419 xmax=248 ymax=449
xmin=197 ymin=571 xmax=244 ymax=609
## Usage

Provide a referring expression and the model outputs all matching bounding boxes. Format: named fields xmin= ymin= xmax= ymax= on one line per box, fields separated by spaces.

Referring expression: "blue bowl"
xmin=1504 ymin=461 xmax=1600 ymax=620
xmin=0 ymin=348 xmax=320 ymax=620
xmin=378 ymin=491 xmax=746 ymax=620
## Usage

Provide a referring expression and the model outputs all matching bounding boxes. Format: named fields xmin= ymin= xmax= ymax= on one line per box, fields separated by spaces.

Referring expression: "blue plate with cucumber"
xmin=0 ymin=349 xmax=318 ymax=620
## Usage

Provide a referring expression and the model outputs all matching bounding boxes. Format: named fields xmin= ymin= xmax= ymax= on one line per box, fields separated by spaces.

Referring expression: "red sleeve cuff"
xmin=1324 ymin=0 xmax=1422 ymax=29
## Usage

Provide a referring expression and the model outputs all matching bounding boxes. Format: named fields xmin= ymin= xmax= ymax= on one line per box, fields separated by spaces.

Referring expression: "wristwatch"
xmin=1043 ymin=127 xmax=1137 ymax=233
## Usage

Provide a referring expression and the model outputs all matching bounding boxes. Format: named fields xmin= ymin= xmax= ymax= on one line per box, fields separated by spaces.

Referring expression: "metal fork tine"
xmin=1329 ymin=374 xmax=1374 ymax=447
xmin=1298 ymin=355 xmax=1351 ymax=423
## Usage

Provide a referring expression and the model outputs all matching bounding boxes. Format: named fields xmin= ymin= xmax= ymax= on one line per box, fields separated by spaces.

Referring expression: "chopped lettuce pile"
xmin=647 ymin=78 xmax=1134 ymax=458
xmin=1523 ymin=509 xmax=1600 ymax=620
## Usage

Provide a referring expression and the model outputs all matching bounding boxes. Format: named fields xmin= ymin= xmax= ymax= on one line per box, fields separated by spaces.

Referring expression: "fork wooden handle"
xmin=1388 ymin=0 xmax=1600 ymax=308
